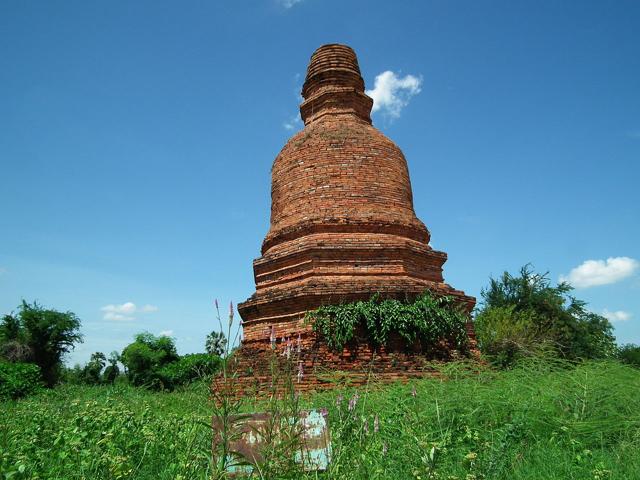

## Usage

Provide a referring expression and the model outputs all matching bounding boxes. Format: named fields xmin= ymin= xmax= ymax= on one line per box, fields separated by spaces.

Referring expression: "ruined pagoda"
xmin=234 ymin=44 xmax=475 ymax=391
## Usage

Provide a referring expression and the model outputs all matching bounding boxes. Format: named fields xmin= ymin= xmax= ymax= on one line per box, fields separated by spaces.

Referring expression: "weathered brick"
xmin=225 ymin=44 xmax=476 ymax=396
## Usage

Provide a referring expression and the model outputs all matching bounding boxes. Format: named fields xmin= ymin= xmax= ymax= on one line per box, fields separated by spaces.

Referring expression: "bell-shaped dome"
xmin=263 ymin=44 xmax=429 ymax=255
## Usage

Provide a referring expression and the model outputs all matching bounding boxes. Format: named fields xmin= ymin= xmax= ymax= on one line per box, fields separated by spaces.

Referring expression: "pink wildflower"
xmin=348 ymin=391 xmax=359 ymax=411
xmin=336 ymin=394 xmax=343 ymax=407
xmin=363 ymin=418 xmax=369 ymax=434
xmin=270 ymin=326 xmax=276 ymax=349
xmin=297 ymin=333 xmax=302 ymax=353
xmin=297 ymin=361 xmax=304 ymax=383
xmin=320 ymin=407 xmax=328 ymax=418
xmin=374 ymin=414 xmax=380 ymax=433
xmin=229 ymin=301 xmax=234 ymax=325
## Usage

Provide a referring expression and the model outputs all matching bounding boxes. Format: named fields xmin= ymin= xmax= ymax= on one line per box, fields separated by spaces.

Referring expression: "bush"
xmin=157 ymin=353 xmax=221 ymax=390
xmin=307 ymin=292 xmax=469 ymax=353
xmin=475 ymin=265 xmax=616 ymax=366
xmin=121 ymin=332 xmax=179 ymax=388
xmin=474 ymin=306 xmax=550 ymax=367
xmin=618 ymin=344 xmax=640 ymax=368
xmin=0 ymin=361 xmax=42 ymax=399
xmin=0 ymin=302 xmax=83 ymax=386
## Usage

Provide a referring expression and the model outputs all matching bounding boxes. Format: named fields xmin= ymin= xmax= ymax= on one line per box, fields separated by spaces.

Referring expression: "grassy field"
xmin=2 ymin=359 xmax=640 ymax=479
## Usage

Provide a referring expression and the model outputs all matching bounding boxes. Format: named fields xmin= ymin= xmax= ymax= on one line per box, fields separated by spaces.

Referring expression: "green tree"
xmin=205 ymin=331 xmax=227 ymax=356
xmin=82 ymin=352 xmax=106 ymax=385
xmin=0 ymin=302 xmax=83 ymax=386
xmin=618 ymin=344 xmax=640 ymax=368
xmin=121 ymin=332 xmax=179 ymax=387
xmin=103 ymin=351 xmax=121 ymax=384
xmin=475 ymin=265 xmax=616 ymax=366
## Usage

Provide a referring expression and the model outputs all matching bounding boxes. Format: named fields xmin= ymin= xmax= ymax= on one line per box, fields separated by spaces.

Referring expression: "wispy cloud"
xmin=283 ymin=73 xmax=304 ymax=131
xmin=278 ymin=0 xmax=303 ymax=8
xmin=159 ymin=330 xmax=174 ymax=337
xmin=366 ymin=71 xmax=422 ymax=120
xmin=602 ymin=309 xmax=632 ymax=323
xmin=101 ymin=302 xmax=159 ymax=321
xmin=560 ymin=257 xmax=639 ymax=288
xmin=283 ymin=113 xmax=303 ymax=131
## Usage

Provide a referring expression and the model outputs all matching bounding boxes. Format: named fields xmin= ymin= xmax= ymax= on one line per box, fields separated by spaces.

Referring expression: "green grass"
xmin=2 ymin=359 xmax=640 ymax=479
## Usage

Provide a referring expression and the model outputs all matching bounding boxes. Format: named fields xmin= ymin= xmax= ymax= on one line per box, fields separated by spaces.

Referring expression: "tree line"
xmin=1 ymin=265 xmax=639 ymax=400
xmin=0 ymin=301 xmax=228 ymax=399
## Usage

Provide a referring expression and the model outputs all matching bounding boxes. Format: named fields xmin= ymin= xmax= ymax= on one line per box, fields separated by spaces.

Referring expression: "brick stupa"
xmin=233 ymin=44 xmax=475 ymax=392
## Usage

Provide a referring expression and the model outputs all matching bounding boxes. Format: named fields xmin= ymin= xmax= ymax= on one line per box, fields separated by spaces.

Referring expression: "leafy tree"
xmin=205 ymin=331 xmax=227 ymax=356
xmin=618 ymin=344 xmax=640 ymax=368
xmin=103 ymin=351 xmax=121 ymax=384
xmin=82 ymin=352 xmax=106 ymax=385
xmin=156 ymin=353 xmax=221 ymax=390
xmin=0 ymin=361 xmax=42 ymax=399
xmin=0 ymin=302 xmax=83 ymax=386
xmin=121 ymin=332 xmax=179 ymax=387
xmin=475 ymin=265 xmax=616 ymax=366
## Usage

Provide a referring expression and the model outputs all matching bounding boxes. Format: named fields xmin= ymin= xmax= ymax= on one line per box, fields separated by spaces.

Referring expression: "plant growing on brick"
xmin=306 ymin=291 xmax=469 ymax=353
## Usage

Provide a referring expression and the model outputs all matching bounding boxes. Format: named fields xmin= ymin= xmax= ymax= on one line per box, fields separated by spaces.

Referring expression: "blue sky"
xmin=1 ymin=0 xmax=638 ymax=365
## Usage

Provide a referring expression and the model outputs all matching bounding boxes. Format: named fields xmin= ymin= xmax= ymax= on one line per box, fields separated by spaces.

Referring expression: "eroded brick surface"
xmin=227 ymin=44 xmax=476 ymax=395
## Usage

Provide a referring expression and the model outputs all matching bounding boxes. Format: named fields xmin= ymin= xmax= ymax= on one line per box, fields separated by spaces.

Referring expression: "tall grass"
xmin=1 ymin=359 xmax=639 ymax=479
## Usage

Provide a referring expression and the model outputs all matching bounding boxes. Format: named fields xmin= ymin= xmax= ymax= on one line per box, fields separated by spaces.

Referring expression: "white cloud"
xmin=159 ymin=330 xmax=174 ymax=337
xmin=366 ymin=71 xmax=423 ymax=119
xmin=103 ymin=312 xmax=134 ymax=322
xmin=559 ymin=257 xmax=639 ymax=288
xmin=278 ymin=0 xmax=303 ymax=8
xmin=602 ymin=309 xmax=632 ymax=322
xmin=101 ymin=302 xmax=159 ymax=321
xmin=283 ymin=113 xmax=302 ymax=131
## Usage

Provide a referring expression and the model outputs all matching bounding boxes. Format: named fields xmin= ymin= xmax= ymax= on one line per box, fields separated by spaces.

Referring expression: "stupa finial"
xmin=300 ymin=44 xmax=373 ymax=125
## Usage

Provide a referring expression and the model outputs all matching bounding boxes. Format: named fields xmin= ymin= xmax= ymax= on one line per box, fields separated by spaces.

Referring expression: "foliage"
xmin=206 ymin=331 xmax=227 ymax=356
xmin=475 ymin=265 xmax=617 ymax=365
xmin=0 ymin=301 xmax=83 ymax=386
xmin=472 ymin=306 xmax=549 ymax=367
xmin=306 ymin=292 xmax=469 ymax=353
xmin=103 ymin=351 xmax=121 ymax=384
xmin=82 ymin=352 xmax=107 ymax=385
xmin=157 ymin=353 xmax=221 ymax=390
xmin=618 ymin=344 xmax=640 ymax=368
xmin=311 ymin=358 xmax=640 ymax=479
xmin=0 ymin=381 xmax=214 ymax=479
xmin=120 ymin=332 xmax=179 ymax=388
xmin=0 ymin=361 xmax=42 ymax=400
xmin=2 ymin=360 xmax=640 ymax=478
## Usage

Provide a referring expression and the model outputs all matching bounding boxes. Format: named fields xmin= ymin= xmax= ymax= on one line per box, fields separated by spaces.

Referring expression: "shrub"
xmin=475 ymin=265 xmax=616 ymax=365
xmin=474 ymin=306 xmax=550 ymax=367
xmin=0 ymin=361 xmax=42 ymax=399
xmin=306 ymin=292 xmax=469 ymax=353
xmin=121 ymin=332 xmax=179 ymax=387
xmin=0 ymin=302 xmax=83 ymax=386
xmin=618 ymin=344 xmax=640 ymax=368
xmin=157 ymin=353 xmax=221 ymax=389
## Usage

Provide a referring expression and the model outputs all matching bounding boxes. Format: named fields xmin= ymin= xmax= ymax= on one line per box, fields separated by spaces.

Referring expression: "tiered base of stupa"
xmin=227 ymin=227 xmax=477 ymax=397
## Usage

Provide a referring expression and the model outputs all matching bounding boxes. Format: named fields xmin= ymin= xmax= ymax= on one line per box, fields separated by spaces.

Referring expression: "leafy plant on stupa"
xmin=306 ymin=291 xmax=469 ymax=353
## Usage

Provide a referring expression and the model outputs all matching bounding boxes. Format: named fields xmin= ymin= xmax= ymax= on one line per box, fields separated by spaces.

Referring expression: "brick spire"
xmin=300 ymin=44 xmax=374 ymax=125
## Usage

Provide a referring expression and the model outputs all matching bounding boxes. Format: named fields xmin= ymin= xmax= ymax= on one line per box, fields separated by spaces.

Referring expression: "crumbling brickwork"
xmin=229 ymin=44 xmax=475 ymax=394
